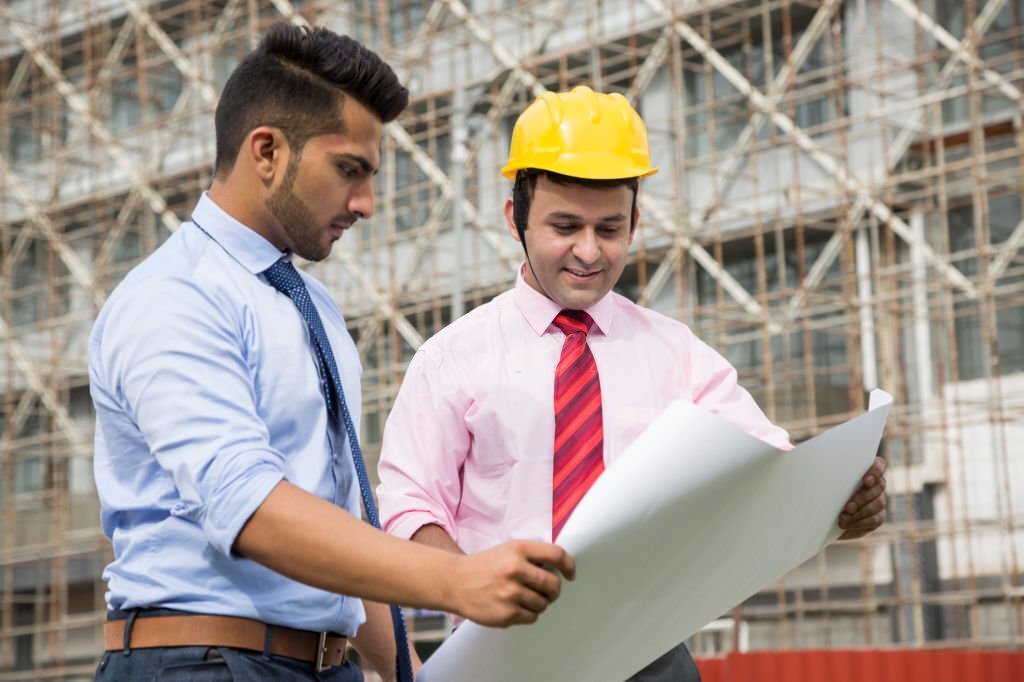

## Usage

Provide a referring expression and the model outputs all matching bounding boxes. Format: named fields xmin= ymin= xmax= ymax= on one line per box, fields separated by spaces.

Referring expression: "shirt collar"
xmin=512 ymin=264 xmax=614 ymax=336
xmin=190 ymin=192 xmax=287 ymax=274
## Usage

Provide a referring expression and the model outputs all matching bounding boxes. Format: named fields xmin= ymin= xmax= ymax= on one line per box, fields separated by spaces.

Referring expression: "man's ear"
xmin=246 ymin=126 xmax=288 ymax=186
xmin=503 ymin=197 xmax=522 ymax=242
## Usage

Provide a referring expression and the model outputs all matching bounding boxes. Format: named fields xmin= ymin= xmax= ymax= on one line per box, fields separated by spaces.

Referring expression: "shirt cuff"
xmin=385 ymin=510 xmax=456 ymax=543
xmin=203 ymin=458 xmax=286 ymax=556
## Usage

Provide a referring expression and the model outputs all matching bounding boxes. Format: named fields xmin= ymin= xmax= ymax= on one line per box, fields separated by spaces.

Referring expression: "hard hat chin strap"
xmin=512 ymin=172 xmax=554 ymax=301
xmin=512 ymin=172 xmax=531 ymax=244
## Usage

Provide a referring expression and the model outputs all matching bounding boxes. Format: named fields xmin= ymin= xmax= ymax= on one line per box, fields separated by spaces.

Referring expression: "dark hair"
xmin=511 ymin=170 xmax=639 ymax=242
xmin=214 ymin=22 xmax=409 ymax=176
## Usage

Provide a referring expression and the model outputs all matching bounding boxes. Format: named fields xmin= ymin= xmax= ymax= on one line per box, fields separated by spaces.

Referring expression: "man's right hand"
xmin=446 ymin=540 xmax=575 ymax=627
xmin=235 ymin=483 xmax=576 ymax=629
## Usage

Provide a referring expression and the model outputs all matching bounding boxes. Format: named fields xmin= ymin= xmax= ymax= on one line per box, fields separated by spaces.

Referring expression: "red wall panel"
xmin=695 ymin=649 xmax=1024 ymax=682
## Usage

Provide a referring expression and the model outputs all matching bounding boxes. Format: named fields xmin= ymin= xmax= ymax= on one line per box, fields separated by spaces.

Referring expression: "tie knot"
xmin=553 ymin=309 xmax=594 ymax=336
xmin=262 ymin=258 xmax=304 ymax=294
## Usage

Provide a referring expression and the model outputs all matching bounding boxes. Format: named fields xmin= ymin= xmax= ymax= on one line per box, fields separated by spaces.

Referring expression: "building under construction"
xmin=0 ymin=0 xmax=1022 ymax=678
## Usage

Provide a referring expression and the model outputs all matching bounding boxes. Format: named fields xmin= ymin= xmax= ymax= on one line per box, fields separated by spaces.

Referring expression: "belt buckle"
xmin=315 ymin=631 xmax=328 ymax=673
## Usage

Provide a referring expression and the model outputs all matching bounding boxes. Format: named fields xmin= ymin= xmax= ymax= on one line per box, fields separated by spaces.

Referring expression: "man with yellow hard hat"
xmin=377 ymin=86 xmax=887 ymax=679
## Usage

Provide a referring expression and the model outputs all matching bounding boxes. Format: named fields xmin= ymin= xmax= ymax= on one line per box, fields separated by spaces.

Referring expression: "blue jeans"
xmin=94 ymin=609 xmax=363 ymax=681
xmin=94 ymin=646 xmax=363 ymax=681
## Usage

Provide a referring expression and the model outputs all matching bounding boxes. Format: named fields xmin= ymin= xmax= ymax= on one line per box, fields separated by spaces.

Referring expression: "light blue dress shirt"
xmin=89 ymin=193 xmax=365 ymax=634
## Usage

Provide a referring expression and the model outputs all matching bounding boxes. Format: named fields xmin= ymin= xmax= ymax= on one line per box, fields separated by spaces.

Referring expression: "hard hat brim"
xmin=501 ymin=160 xmax=659 ymax=180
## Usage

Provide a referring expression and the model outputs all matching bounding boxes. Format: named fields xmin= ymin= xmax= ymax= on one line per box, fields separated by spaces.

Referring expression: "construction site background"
xmin=0 ymin=0 xmax=1022 ymax=679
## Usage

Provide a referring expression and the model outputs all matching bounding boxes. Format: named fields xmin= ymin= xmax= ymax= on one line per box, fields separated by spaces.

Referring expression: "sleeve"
xmin=688 ymin=335 xmax=794 ymax=451
xmin=376 ymin=343 xmax=470 ymax=543
xmin=100 ymin=278 xmax=286 ymax=556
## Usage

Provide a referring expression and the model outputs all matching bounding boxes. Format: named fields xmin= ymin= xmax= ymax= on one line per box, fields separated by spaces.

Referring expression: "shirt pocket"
xmin=464 ymin=369 xmax=547 ymax=474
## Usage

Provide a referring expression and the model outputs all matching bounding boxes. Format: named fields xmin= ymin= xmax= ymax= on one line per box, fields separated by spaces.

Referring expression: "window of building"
xmin=384 ymin=96 xmax=454 ymax=238
xmin=11 ymin=237 xmax=43 ymax=327
xmin=13 ymin=457 xmax=44 ymax=495
xmin=935 ymin=0 xmax=1024 ymax=124
xmin=14 ymin=601 xmax=34 ymax=671
xmin=948 ymin=194 xmax=1024 ymax=380
xmin=109 ymin=49 xmax=183 ymax=134
xmin=694 ymin=229 xmax=850 ymax=419
xmin=148 ymin=61 xmax=184 ymax=115
xmin=389 ymin=0 xmax=428 ymax=44
xmin=110 ymin=76 xmax=141 ymax=133
xmin=683 ymin=5 xmax=842 ymax=160
xmin=8 ymin=110 xmax=40 ymax=163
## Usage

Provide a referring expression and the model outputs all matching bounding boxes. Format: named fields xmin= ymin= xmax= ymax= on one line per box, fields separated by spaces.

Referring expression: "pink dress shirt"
xmin=377 ymin=271 xmax=792 ymax=554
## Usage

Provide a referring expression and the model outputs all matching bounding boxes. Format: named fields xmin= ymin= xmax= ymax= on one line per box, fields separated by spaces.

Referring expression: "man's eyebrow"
xmin=334 ymin=153 xmax=378 ymax=175
xmin=546 ymin=210 xmax=627 ymax=222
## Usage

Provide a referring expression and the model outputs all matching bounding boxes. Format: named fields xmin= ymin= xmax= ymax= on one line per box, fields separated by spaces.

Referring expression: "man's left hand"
xmin=838 ymin=456 xmax=887 ymax=540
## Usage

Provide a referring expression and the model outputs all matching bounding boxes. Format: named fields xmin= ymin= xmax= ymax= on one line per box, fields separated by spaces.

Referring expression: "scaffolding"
xmin=0 ymin=0 xmax=1022 ymax=678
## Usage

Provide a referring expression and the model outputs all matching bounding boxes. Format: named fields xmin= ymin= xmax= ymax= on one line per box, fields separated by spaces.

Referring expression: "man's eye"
xmin=339 ymin=165 xmax=358 ymax=177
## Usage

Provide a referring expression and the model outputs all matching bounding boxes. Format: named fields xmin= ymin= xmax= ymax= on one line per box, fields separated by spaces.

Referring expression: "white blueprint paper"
xmin=417 ymin=390 xmax=892 ymax=682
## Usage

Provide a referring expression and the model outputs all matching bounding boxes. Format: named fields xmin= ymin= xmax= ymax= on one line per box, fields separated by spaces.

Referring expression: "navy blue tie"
xmin=263 ymin=257 xmax=413 ymax=682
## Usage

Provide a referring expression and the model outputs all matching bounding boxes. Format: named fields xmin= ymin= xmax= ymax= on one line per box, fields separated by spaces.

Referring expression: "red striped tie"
xmin=551 ymin=309 xmax=604 ymax=540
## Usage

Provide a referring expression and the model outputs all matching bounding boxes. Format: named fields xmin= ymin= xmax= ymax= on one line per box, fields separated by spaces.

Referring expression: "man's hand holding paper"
xmin=451 ymin=541 xmax=576 ymax=626
xmin=838 ymin=456 xmax=889 ymax=540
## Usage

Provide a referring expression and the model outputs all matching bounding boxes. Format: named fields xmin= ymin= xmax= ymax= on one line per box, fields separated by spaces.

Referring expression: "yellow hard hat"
xmin=501 ymin=86 xmax=658 ymax=180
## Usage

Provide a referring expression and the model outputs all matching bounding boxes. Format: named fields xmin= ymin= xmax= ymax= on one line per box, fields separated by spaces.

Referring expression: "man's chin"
xmin=551 ymin=290 xmax=604 ymax=311
xmin=293 ymin=245 xmax=332 ymax=262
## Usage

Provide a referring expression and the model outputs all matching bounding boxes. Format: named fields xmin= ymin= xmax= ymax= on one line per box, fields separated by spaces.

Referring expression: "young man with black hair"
xmin=90 ymin=23 xmax=573 ymax=682
xmin=377 ymin=86 xmax=887 ymax=680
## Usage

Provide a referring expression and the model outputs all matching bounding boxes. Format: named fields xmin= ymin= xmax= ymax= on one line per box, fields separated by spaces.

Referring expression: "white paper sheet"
xmin=418 ymin=390 xmax=892 ymax=682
